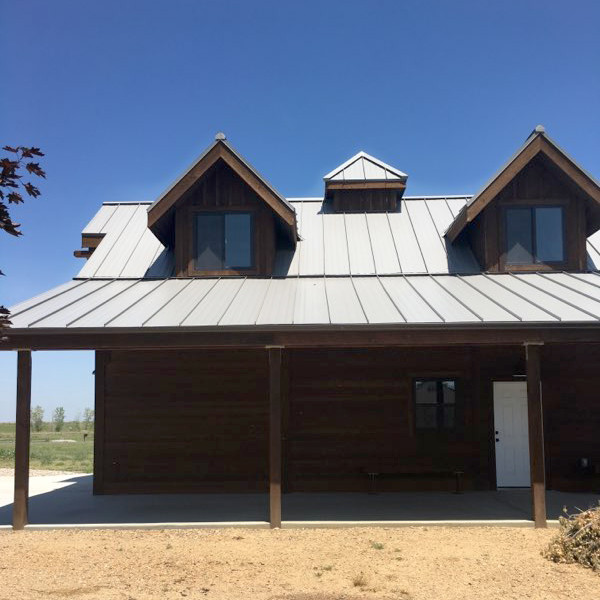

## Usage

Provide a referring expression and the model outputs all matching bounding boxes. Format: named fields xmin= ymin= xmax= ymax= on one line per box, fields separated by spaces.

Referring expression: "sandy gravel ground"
xmin=0 ymin=527 xmax=598 ymax=600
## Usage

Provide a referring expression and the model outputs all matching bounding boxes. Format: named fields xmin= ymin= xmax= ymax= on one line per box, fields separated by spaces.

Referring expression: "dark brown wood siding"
xmin=542 ymin=344 xmax=600 ymax=491
xmin=286 ymin=347 xmax=490 ymax=492
xmin=95 ymin=344 xmax=600 ymax=495
xmin=99 ymin=349 xmax=269 ymax=494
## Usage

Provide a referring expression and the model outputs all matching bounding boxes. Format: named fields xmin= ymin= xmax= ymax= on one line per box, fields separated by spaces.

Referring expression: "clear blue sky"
xmin=1 ymin=0 xmax=599 ymax=421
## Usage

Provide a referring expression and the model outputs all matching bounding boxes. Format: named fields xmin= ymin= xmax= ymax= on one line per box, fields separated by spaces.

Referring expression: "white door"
xmin=493 ymin=382 xmax=531 ymax=487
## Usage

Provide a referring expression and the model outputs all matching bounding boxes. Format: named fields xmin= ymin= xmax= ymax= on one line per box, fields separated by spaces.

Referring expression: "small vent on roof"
xmin=215 ymin=132 xmax=227 ymax=141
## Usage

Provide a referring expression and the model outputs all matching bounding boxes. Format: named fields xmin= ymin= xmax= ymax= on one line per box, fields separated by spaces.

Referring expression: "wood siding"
xmin=95 ymin=344 xmax=600 ymax=495
xmin=332 ymin=189 xmax=399 ymax=212
xmin=287 ymin=348 xmax=488 ymax=492
xmin=98 ymin=349 xmax=269 ymax=494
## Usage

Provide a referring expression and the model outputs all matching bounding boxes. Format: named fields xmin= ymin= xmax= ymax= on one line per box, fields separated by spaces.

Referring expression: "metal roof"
xmin=323 ymin=151 xmax=407 ymax=182
xmin=9 ymin=272 xmax=600 ymax=329
xmin=76 ymin=197 xmax=600 ymax=280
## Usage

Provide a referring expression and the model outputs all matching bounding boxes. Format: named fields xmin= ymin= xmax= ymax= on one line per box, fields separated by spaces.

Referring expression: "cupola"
xmin=323 ymin=151 xmax=407 ymax=212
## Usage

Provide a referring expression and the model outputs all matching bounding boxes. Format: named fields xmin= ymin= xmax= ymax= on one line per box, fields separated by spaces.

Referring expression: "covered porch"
xmin=6 ymin=326 xmax=600 ymax=531
xmin=1 ymin=472 xmax=598 ymax=527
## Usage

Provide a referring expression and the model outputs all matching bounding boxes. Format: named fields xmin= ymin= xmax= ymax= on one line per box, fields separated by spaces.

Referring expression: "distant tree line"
xmin=29 ymin=406 xmax=94 ymax=433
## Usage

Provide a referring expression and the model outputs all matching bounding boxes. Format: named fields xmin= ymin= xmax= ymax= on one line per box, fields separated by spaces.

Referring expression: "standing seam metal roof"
xmin=9 ymin=272 xmax=600 ymax=329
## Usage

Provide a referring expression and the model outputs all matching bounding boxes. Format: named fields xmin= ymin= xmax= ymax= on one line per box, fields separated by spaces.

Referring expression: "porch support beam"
xmin=525 ymin=342 xmax=547 ymax=528
xmin=13 ymin=350 xmax=32 ymax=530
xmin=268 ymin=346 xmax=283 ymax=528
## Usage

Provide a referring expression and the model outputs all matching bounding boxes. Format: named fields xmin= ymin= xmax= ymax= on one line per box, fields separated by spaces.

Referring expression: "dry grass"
xmin=544 ymin=504 xmax=600 ymax=571
xmin=1 ymin=526 xmax=600 ymax=599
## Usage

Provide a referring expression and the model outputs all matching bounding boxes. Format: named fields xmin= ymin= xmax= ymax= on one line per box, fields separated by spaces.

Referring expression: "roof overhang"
xmin=148 ymin=137 xmax=297 ymax=247
xmin=446 ymin=127 xmax=600 ymax=243
xmin=4 ymin=322 xmax=600 ymax=351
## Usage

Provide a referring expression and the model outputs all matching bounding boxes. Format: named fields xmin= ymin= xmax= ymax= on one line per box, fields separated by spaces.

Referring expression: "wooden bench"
xmin=362 ymin=468 xmax=465 ymax=495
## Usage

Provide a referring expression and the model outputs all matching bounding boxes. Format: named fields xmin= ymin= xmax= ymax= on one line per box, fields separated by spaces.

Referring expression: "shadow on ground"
xmin=0 ymin=474 xmax=598 ymax=525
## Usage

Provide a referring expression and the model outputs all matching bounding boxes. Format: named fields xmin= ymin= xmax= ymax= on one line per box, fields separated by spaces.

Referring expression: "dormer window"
xmin=146 ymin=134 xmax=297 ymax=277
xmin=195 ymin=212 xmax=253 ymax=270
xmin=504 ymin=206 xmax=565 ymax=265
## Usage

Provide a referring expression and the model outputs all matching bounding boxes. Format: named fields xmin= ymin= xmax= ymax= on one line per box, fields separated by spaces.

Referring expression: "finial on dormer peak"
xmin=215 ymin=132 xmax=227 ymax=141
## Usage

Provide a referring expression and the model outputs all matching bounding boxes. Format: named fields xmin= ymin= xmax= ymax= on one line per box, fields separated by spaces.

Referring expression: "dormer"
xmin=446 ymin=126 xmax=600 ymax=272
xmin=147 ymin=134 xmax=297 ymax=277
xmin=324 ymin=151 xmax=407 ymax=212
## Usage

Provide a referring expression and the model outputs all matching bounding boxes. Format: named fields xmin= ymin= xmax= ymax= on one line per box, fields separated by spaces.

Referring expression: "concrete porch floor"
xmin=1 ymin=474 xmax=598 ymax=527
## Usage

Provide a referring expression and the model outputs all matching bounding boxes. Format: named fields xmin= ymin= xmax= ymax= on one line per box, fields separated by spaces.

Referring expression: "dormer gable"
xmin=446 ymin=126 xmax=600 ymax=272
xmin=147 ymin=134 xmax=297 ymax=276
xmin=324 ymin=151 xmax=407 ymax=212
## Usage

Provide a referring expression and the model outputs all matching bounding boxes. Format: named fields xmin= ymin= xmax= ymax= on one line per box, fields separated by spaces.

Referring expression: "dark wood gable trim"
xmin=446 ymin=133 xmax=600 ymax=243
xmin=148 ymin=140 xmax=297 ymax=247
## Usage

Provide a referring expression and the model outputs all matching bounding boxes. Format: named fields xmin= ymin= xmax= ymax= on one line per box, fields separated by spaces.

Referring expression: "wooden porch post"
xmin=525 ymin=342 xmax=547 ymax=528
xmin=268 ymin=346 xmax=283 ymax=528
xmin=13 ymin=350 xmax=32 ymax=530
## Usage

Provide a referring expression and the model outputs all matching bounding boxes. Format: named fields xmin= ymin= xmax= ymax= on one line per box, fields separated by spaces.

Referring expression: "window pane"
xmin=442 ymin=405 xmax=455 ymax=429
xmin=441 ymin=380 xmax=456 ymax=404
xmin=535 ymin=207 xmax=564 ymax=262
xmin=416 ymin=405 xmax=438 ymax=429
xmin=196 ymin=214 xmax=223 ymax=269
xmin=506 ymin=208 xmax=533 ymax=264
xmin=225 ymin=213 xmax=252 ymax=268
xmin=415 ymin=380 xmax=437 ymax=405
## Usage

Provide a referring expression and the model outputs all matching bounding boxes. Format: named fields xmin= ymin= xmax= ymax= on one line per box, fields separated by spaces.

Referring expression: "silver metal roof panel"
xmin=9 ymin=279 xmax=110 ymax=327
xmin=103 ymin=280 xmax=183 ymax=327
xmin=8 ymin=280 xmax=83 ymax=317
xmin=352 ymin=277 xmax=404 ymax=323
xmin=405 ymin=202 xmax=448 ymax=273
xmin=462 ymin=275 xmax=558 ymax=322
xmin=323 ymin=151 xmax=407 ymax=182
xmin=323 ymin=212 xmax=350 ymax=275
xmin=298 ymin=202 xmax=324 ymax=275
xmin=292 ymin=278 xmax=329 ymax=324
xmin=386 ymin=208 xmax=425 ymax=273
xmin=81 ymin=203 xmax=118 ymax=235
xmin=144 ymin=279 xmax=218 ymax=326
xmin=219 ymin=278 xmax=271 ymax=325
xmin=182 ymin=278 xmax=245 ymax=326
xmin=346 ymin=213 xmax=376 ymax=275
xmin=365 ymin=213 xmax=401 ymax=274
xmin=256 ymin=278 xmax=297 ymax=325
xmin=408 ymin=276 xmax=480 ymax=323
xmin=435 ymin=276 xmax=518 ymax=322
xmin=31 ymin=280 xmax=137 ymax=328
xmin=379 ymin=277 xmax=442 ymax=323
xmin=325 ymin=278 xmax=366 ymax=324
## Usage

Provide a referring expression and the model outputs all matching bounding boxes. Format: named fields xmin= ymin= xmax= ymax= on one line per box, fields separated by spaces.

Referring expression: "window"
xmin=505 ymin=206 xmax=564 ymax=265
xmin=195 ymin=212 xmax=253 ymax=270
xmin=414 ymin=379 xmax=456 ymax=430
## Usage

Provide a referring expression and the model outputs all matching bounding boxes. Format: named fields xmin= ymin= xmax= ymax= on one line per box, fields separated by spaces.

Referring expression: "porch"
xmin=1 ymin=473 xmax=598 ymax=527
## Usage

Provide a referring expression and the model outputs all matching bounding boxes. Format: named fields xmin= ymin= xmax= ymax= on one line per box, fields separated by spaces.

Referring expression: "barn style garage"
xmin=5 ymin=126 xmax=600 ymax=529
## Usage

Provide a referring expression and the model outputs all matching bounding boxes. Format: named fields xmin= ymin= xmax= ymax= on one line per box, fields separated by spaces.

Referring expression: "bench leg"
xmin=453 ymin=471 xmax=463 ymax=494
xmin=367 ymin=472 xmax=378 ymax=495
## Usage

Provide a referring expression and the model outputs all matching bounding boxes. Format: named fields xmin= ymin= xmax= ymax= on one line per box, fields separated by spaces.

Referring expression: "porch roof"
xmin=8 ymin=272 xmax=600 ymax=332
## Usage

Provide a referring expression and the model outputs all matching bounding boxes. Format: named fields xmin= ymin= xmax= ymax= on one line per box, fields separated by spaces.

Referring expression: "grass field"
xmin=0 ymin=422 xmax=94 ymax=472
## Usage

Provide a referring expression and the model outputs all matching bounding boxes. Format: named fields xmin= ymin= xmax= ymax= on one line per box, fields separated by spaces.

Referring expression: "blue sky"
xmin=1 ymin=0 xmax=599 ymax=420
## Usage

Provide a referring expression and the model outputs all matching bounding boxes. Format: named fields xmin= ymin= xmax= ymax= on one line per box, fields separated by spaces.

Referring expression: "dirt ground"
xmin=0 ymin=527 xmax=598 ymax=600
